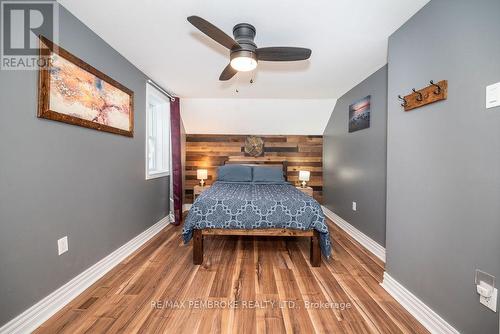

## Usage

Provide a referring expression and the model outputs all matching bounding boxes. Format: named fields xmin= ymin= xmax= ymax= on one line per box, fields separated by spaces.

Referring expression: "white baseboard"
xmin=381 ymin=273 xmax=459 ymax=334
xmin=183 ymin=203 xmax=192 ymax=212
xmin=0 ymin=215 xmax=172 ymax=334
xmin=321 ymin=205 xmax=386 ymax=262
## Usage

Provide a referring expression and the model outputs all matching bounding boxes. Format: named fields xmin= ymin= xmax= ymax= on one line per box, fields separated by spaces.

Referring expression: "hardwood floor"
xmin=35 ymin=219 xmax=429 ymax=334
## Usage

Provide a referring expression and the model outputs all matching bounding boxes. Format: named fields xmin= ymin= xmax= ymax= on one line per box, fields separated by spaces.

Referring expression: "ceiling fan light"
xmin=230 ymin=51 xmax=257 ymax=72
xmin=230 ymin=56 xmax=257 ymax=72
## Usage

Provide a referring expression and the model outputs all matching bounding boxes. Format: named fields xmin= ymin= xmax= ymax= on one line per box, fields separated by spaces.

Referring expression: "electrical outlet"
xmin=475 ymin=270 xmax=497 ymax=312
xmin=480 ymin=287 xmax=497 ymax=312
xmin=57 ymin=236 xmax=68 ymax=255
xmin=352 ymin=201 xmax=357 ymax=211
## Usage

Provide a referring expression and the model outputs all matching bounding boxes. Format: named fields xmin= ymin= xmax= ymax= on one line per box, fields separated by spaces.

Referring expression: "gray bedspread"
xmin=182 ymin=181 xmax=332 ymax=258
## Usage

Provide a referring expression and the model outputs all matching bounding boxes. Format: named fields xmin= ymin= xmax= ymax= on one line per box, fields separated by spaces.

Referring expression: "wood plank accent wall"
xmin=185 ymin=134 xmax=323 ymax=203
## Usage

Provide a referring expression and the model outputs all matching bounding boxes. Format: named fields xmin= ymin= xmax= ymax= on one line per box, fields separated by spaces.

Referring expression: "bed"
xmin=182 ymin=162 xmax=331 ymax=267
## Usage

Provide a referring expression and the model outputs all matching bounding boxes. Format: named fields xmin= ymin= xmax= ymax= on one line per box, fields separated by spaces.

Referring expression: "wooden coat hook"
xmin=430 ymin=80 xmax=441 ymax=94
xmin=398 ymin=95 xmax=407 ymax=107
xmin=412 ymin=88 xmax=423 ymax=101
xmin=399 ymin=80 xmax=447 ymax=111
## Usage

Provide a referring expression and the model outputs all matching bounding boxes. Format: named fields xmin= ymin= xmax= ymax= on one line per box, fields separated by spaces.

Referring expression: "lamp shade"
xmin=197 ymin=169 xmax=208 ymax=180
xmin=298 ymin=170 xmax=310 ymax=182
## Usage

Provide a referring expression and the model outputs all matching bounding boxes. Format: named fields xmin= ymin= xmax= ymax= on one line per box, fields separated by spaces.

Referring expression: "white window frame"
xmin=145 ymin=83 xmax=171 ymax=180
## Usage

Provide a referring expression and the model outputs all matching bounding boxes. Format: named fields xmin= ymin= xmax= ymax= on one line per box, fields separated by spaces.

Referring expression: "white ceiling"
xmin=58 ymin=0 xmax=429 ymax=99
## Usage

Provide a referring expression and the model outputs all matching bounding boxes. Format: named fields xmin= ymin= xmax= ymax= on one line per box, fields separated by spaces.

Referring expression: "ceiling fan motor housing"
xmin=232 ymin=23 xmax=257 ymax=52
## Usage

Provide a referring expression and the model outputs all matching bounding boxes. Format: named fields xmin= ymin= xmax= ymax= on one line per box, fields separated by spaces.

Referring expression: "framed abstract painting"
xmin=38 ymin=36 xmax=134 ymax=137
xmin=348 ymin=95 xmax=371 ymax=133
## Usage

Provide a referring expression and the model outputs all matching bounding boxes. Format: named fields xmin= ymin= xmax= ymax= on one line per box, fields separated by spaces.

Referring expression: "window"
xmin=146 ymin=83 xmax=170 ymax=179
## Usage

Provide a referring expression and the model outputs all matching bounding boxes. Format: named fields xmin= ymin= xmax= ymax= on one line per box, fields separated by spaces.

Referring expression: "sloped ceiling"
xmin=58 ymin=0 xmax=429 ymax=133
xmin=58 ymin=0 xmax=428 ymax=99
xmin=181 ymin=98 xmax=338 ymax=135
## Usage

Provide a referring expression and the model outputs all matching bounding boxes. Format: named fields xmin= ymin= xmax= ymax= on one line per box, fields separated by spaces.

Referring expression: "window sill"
xmin=146 ymin=171 xmax=170 ymax=180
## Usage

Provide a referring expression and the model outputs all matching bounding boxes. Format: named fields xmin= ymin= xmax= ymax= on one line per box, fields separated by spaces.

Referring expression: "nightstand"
xmin=193 ymin=185 xmax=211 ymax=200
xmin=296 ymin=186 xmax=313 ymax=197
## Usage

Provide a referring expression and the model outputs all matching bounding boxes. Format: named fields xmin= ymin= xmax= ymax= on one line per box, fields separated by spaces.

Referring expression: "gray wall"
xmin=386 ymin=0 xmax=500 ymax=333
xmin=0 ymin=6 xmax=169 ymax=326
xmin=323 ymin=65 xmax=388 ymax=246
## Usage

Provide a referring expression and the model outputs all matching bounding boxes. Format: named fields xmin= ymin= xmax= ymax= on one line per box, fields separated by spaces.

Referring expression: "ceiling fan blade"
xmin=187 ymin=16 xmax=240 ymax=50
xmin=219 ymin=64 xmax=237 ymax=81
xmin=256 ymin=47 xmax=312 ymax=61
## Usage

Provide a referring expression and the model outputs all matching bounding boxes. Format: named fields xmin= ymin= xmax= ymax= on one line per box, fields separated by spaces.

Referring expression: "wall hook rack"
xmin=398 ymin=80 xmax=447 ymax=111
xmin=412 ymin=88 xmax=423 ymax=101
xmin=398 ymin=95 xmax=408 ymax=107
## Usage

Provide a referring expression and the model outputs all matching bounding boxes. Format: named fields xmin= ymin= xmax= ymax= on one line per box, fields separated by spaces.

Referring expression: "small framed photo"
xmin=349 ymin=95 xmax=371 ymax=133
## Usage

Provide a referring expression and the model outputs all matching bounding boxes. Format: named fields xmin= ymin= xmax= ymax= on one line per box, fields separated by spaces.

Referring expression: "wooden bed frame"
xmin=193 ymin=228 xmax=321 ymax=266
xmin=192 ymin=160 xmax=321 ymax=267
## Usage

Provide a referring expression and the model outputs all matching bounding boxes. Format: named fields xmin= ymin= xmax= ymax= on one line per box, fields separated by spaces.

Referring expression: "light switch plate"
xmin=58 ymin=236 xmax=68 ymax=255
xmin=352 ymin=201 xmax=357 ymax=211
xmin=486 ymin=82 xmax=500 ymax=109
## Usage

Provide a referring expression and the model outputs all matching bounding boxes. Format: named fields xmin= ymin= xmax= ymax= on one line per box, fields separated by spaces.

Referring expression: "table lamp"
xmin=299 ymin=170 xmax=310 ymax=188
xmin=197 ymin=169 xmax=208 ymax=187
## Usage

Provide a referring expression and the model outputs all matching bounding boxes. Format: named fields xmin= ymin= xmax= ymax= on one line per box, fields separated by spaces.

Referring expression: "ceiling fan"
xmin=187 ymin=16 xmax=312 ymax=81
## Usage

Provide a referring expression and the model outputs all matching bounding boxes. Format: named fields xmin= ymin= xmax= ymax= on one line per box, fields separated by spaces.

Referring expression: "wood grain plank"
xmin=255 ymin=239 xmax=287 ymax=334
xmin=286 ymin=241 xmax=345 ymax=333
xmin=231 ymin=239 xmax=257 ymax=334
xmin=203 ymin=228 xmax=314 ymax=237
xmin=209 ymin=238 xmax=240 ymax=298
xmin=274 ymin=268 xmax=317 ymax=333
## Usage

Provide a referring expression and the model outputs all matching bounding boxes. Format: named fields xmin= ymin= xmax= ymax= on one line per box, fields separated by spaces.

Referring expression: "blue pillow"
xmin=252 ymin=166 xmax=285 ymax=182
xmin=217 ymin=165 xmax=252 ymax=182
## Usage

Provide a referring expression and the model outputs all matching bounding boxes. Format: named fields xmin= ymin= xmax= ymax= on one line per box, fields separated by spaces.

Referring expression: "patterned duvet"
xmin=182 ymin=181 xmax=332 ymax=258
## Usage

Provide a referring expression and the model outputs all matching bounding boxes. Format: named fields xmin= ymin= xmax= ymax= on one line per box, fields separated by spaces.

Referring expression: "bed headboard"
xmin=224 ymin=160 xmax=288 ymax=181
